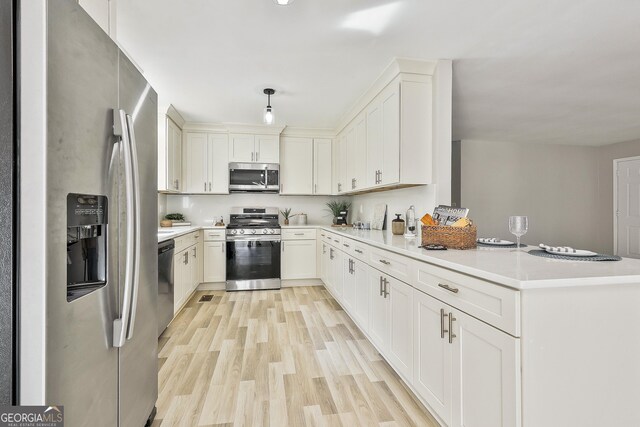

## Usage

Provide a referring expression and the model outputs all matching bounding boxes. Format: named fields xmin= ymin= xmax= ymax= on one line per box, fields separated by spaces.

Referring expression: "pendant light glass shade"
xmin=263 ymin=106 xmax=275 ymax=125
xmin=262 ymin=88 xmax=276 ymax=125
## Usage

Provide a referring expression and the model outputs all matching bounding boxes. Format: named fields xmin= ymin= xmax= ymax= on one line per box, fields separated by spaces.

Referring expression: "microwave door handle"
xmin=112 ymin=109 xmax=135 ymax=348
xmin=125 ymin=114 xmax=141 ymax=341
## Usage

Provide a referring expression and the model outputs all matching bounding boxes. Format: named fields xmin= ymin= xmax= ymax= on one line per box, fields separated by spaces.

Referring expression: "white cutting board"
xmin=372 ymin=204 xmax=387 ymax=230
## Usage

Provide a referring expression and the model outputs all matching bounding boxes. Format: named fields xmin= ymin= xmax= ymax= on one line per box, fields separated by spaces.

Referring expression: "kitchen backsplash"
xmin=349 ymin=185 xmax=438 ymax=228
xmin=164 ymin=194 xmax=342 ymax=226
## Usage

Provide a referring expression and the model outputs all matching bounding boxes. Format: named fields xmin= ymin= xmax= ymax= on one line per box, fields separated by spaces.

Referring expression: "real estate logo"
xmin=0 ymin=406 xmax=64 ymax=427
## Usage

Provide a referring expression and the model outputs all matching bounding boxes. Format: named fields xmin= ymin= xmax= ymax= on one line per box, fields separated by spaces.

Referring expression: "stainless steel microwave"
xmin=229 ymin=162 xmax=280 ymax=193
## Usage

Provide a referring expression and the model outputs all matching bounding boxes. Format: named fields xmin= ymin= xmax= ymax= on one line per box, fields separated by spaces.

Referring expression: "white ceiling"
xmin=117 ymin=0 xmax=640 ymax=146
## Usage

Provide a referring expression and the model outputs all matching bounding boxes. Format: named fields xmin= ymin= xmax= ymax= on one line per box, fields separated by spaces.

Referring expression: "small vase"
xmin=284 ymin=219 xmax=290 ymax=225
xmin=332 ymin=217 xmax=338 ymax=225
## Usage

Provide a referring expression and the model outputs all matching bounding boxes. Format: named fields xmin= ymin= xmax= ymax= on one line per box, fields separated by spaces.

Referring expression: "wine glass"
xmin=509 ymin=216 xmax=528 ymax=249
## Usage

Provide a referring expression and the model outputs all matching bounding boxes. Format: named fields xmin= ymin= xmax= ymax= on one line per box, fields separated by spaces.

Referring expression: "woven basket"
xmin=422 ymin=225 xmax=477 ymax=250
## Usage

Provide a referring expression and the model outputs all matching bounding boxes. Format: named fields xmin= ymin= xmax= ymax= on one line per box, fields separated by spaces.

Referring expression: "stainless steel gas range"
xmin=226 ymin=207 xmax=281 ymax=291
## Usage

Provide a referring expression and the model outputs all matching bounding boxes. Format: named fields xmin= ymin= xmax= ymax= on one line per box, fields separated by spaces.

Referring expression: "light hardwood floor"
xmin=153 ymin=286 xmax=439 ymax=427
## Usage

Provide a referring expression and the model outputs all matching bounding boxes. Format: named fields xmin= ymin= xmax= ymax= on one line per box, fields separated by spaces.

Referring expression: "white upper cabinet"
xmin=164 ymin=118 xmax=182 ymax=192
xmin=366 ymin=81 xmax=401 ymax=187
xmin=184 ymin=132 xmax=208 ymax=193
xmin=313 ymin=138 xmax=332 ymax=195
xmin=183 ymin=132 xmax=229 ymax=194
xmin=229 ymin=133 xmax=280 ymax=163
xmin=229 ymin=134 xmax=256 ymax=162
xmin=333 ymin=134 xmax=348 ymax=194
xmin=255 ymin=134 xmax=280 ymax=163
xmin=280 ymin=137 xmax=313 ymax=195
xmin=345 ymin=113 xmax=367 ymax=192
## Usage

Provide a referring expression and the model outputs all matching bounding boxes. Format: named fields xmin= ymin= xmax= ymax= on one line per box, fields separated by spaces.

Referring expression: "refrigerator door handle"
xmin=113 ymin=109 xmax=135 ymax=348
xmin=125 ymin=114 xmax=142 ymax=340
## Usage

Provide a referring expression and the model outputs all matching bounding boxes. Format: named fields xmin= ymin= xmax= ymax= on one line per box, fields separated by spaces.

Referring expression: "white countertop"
xmin=323 ymin=227 xmax=640 ymax=290
xmin=158 ymin=224 xmax=640 ymax=290
xmin=157 ymin=225 xmax=225 ymax=243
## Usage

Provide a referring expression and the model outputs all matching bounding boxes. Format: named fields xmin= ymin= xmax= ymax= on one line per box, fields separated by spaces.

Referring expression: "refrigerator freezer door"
xmin=46 ymin=1 xmax=119 ymax=426
xmin=117 ymin=53 xmax=158 ymax=427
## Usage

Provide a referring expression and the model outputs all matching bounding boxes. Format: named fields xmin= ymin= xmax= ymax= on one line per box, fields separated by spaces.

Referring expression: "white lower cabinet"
xmin=282 ymin=239 xmax=317 ymax=280
xmin=413 ymin=287 xmax=520 ymax=427
xmin=414 ymin=288 xmax=453 ymax=425
xmin=451 ymin=308 xmax=520 ymax=427
xmin=387 ymin=276 xmax=414 ymax=380
xmin=318 ymin=229 xmax=520 ymax=427
xmin=329 ymin=246 xmax=343 ymax=298
xmin=352 ymin=260 xmax=370 ymax=330
xmin=342 ymin=256 xmax=356 ymax=313
xmin=173 ymin=244 xmax=198 ymax=313
xmin=203 ymin=241 xmax=225 ymax=283
xmin=368 ymin=270 xmax=390 ymax=353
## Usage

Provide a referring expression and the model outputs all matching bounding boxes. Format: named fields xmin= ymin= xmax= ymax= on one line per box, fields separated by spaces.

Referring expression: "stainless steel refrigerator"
xmin=39 ymin=1 xmax=158 ymax=425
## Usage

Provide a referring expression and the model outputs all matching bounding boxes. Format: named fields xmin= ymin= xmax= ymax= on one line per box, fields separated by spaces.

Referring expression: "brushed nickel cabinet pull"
xmin=379 ymin=259 xmax=391 ymax=265
xmin=383 ymin=278 xmax=389 ymax=298
xmin=209 ymin=182 xmax=212 ymax=191
xmin=448 ymin=312 xmax=457 ymax=343
xmin=379 ymin=276 xmax=384 ymax=296
xmin=204 ymin=182 xmax=206 ymax=191
xmin=334 ymin=239 xmax=339 ymax=243
xmin=343 ymin=243 xmax=349 ymax=248
xmin=438 ymin=283 xmax=459 ymax=293
xmin=355 ymin=249 xmax=363 ymax=254
xmin=294 ymin=233 xmax=305 ymax=236
xmin=440 ymin=308 xmax=448 ymax=339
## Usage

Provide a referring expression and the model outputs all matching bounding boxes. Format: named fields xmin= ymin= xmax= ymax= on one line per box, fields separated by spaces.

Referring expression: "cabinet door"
xmin=203 ymin=241 xmax=226 ymax=283
xmin=313 ymin=138 xmax=332 ymax=195
xmin=338 ymin=132 xmax=348 ymax=194
xmin=167 ymin=119 xmax=182 ymax=191
xmin=414 ymin=289 xmax=453 ymax=425
xmin=342 ymin=257 xmax=356 ymax=313
xmin=380 ymin=83 xmax=400 ymax=185
xmin=184 ymin=132 xmax=208 ymax=193
xmin=368 ymin=270 xmax=390 ymax=353
xmin=208 ymin=133 xmax=229 ymax=194
xmin=189 ymin=245 xmax=199 ymax=293
xmin=353 ymin=113 xmax=367 ymax=190
xmin=451 ymin=309 xmax=521 ymax=427
xmin=345 ymin=125 xmax=357 ymax=192
xmin=332 ymin=136 xmax=341 ymax=194
xmin=330 ymin=248 xmax=343 ymax=298
xmin=255 ymin=134 xmax=279 ymax=163
xmin=197 ymin=239 xmax=204 ymax=285
xmin=366 ymin=100 xmax=383 ymax=188
xmin=353 ymin=261 xmax=370 ymax=332
xmin=229 ymin=134 xmax=255 ymax=162
xmin=280 ymin=137 xmax=313 ymax=195
xmin=281 ymin=239 xmax=317 ymax=280
xmin=173 ymin=250 xmax=185 ymax=312
xmin=387 ymin=276 xmax=414 ymax=379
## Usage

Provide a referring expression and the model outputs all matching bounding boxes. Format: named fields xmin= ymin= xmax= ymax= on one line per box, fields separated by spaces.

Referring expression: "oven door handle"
xmin=228 ymin=238 xmax=281 ymax=243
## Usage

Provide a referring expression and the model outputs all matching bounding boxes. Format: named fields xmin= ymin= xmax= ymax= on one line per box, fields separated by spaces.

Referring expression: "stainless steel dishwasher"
xmin=157 ymin=239 xmax=175 ymax=337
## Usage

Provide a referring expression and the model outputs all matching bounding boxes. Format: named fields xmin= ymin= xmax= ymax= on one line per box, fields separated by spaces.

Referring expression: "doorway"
xmin=614 ymin=156 xmax=640 ymax=258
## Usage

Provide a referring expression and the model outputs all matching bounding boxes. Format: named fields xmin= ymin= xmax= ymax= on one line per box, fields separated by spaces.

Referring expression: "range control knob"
xmin=263 ymin=229 xmax=268 ymax=234
xmin=270 ymin=229 xmax=276 ymax=234
xmin=230 ymin=229 xmax=237 ymax=234
xmin=251 ymin=229 xmax=257 ymax=234
xmin=239 ymin=229 xmax=244 ymax=234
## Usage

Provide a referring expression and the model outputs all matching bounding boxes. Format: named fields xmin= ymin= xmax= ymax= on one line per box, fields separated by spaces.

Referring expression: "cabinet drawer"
xmin=413 ymin=261 xmax=520 ymax=336
xmin=327 ymin=232 xmax=342 ymax=247
xmin=347 ymin=240 xmax=369 ymax=263
xmin=282 ymin=228 xmax=317 ymax=240
xmin=369 ymin=247 xmax=413 ymax=283
xmin=203 ymin=229 xmax=226 ymax=241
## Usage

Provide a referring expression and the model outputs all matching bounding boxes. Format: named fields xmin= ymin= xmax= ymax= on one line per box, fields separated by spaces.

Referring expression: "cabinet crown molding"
xmin=183 ymin=122 xmax=285 ymax=135
xmin=336 ymin=57 xmax=439 ymax=133
xmin=167 ymin=104 xmax=186 ymax=128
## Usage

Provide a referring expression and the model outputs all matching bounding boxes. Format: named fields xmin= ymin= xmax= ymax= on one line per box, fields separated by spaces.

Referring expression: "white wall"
xmin=460 ymin=139 xmax=640 ymax=254
xmin=158 ymin=193 xmax=167 ymax=223
xmin=165 ymin=193 xmax=344 ymax=226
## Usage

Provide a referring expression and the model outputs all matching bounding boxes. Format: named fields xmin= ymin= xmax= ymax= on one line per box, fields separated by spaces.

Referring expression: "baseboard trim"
xmin=197 ymin=282 xmax=226 ymax=291
xmin=282 ymin=278 xmax=324 ymax=288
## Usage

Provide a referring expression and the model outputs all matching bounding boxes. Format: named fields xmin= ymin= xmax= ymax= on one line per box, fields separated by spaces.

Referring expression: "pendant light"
xmin=273 ymin=0 xmax=294 ymax=5
xmin=263 ymin=88 xmax=275 ymax=125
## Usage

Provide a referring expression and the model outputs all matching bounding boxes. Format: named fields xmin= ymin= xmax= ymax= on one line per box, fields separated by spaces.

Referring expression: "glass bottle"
xmin=404 ymin=205 xmax=416 ymax=238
